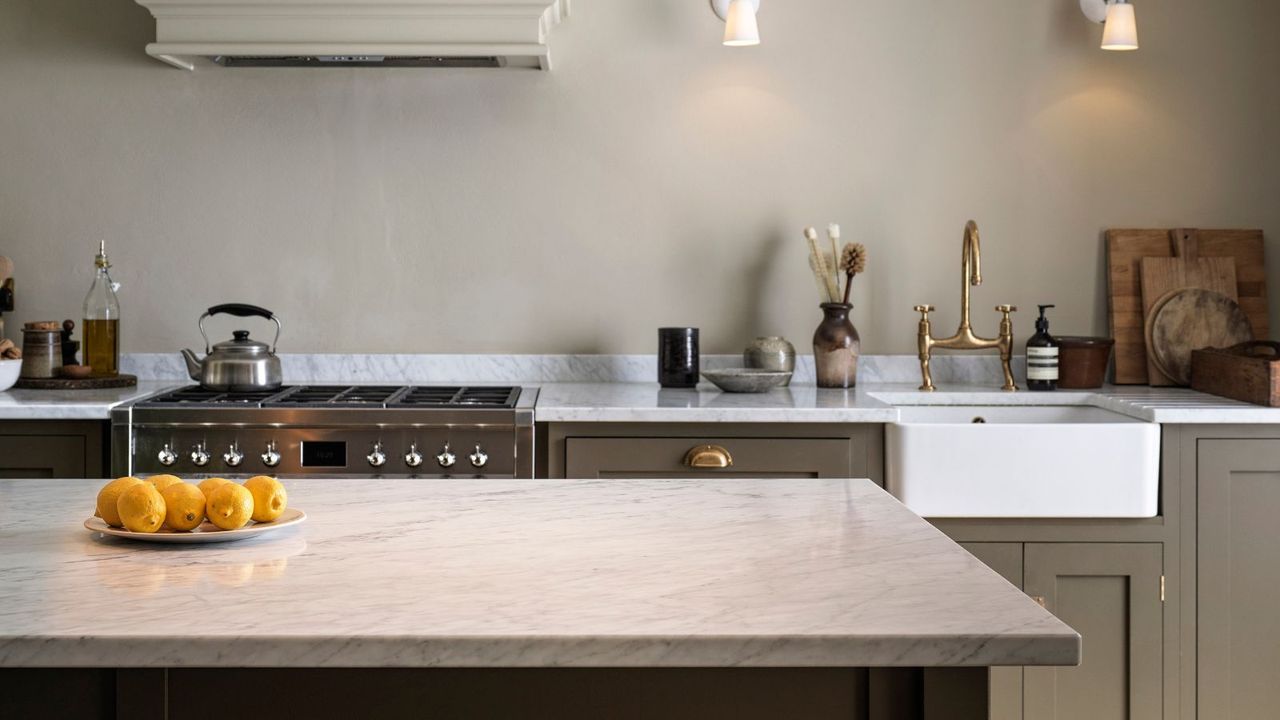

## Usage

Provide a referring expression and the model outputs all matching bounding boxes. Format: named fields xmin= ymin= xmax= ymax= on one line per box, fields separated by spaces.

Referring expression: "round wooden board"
xmin=1146 ymin=289 xmax=1253 ymax=386
xmin=14 ymin=373 xmax=138 ymax=390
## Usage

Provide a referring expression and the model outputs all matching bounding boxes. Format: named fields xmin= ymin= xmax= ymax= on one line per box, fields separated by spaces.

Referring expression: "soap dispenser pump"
xmin=1027 ymin=305 xmax=1059 ymax=391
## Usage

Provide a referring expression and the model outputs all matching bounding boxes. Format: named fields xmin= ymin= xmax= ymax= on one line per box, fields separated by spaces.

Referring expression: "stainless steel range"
xmin=112 ymin=385 xmax=537 ymax=479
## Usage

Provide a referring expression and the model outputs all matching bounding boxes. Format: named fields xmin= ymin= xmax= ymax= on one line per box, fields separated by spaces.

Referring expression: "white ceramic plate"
xmin=83 ymin=508 xmax=306 ymax=543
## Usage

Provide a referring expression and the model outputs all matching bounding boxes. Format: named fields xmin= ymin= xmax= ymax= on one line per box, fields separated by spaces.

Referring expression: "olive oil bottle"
xmin=83 ymin=241 xmax=120 ymax=377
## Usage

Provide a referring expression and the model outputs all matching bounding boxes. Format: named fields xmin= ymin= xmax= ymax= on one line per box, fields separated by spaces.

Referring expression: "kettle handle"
xmin=207 ymin=303 xmax=274 ymax=320
xmin=198 ymin=304 xmax=282 ymax=354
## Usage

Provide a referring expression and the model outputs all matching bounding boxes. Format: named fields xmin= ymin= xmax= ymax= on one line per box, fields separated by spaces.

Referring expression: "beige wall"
xmin=1 ymin=0 xmax=1277 ymax=355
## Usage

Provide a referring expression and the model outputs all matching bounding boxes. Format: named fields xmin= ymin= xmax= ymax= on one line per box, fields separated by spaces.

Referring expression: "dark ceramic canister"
xmin=813 ymin=303 xmax=860 ymax=388
xmin=658 ymin=327 xmax=699 ymax=388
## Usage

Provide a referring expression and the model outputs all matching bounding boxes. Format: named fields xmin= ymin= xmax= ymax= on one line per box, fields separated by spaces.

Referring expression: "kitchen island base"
xmin=2 ymin=667 xmax=990 ymax=720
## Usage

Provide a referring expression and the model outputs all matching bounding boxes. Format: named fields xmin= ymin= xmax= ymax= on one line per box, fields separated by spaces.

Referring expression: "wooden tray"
xmin=1191 ymin=342 xmax=1280 ymax=407
xmin=15 ymin=374 xmax=138 ymax=390
xmin=1107 ymin=228 xmax=1269 ymax=384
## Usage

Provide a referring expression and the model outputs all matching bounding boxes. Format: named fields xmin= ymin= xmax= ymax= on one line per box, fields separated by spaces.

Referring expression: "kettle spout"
xmin=180 ymin=349 xmax=202 ymax=381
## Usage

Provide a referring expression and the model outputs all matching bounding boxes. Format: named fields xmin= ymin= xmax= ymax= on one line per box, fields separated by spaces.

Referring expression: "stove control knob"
xmin=469 ymin=444 xmax=489 ymax=469
xmin=436 ymin=444 xmax=457 ymax=468
xmin=157 ymin=444 xmax=177 ymax=467
xmin=190 ymin=443 xmax=211 ymax=467
xmin=223 ymin=443 xmax=244 ymax=468
xmin=405 ymin=444 xmax=424 ymax=468
xmin=367 ymin=442 xmax=387 ymax=468
xmin=261 ymin=441 xmax=282 ymax=468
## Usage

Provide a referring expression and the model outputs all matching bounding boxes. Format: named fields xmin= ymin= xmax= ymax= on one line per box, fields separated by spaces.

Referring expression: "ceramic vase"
xmin=744 ymin=336 xmax=796 ymax=386
xmin=813 ymin=303 xmax=860 ymax=388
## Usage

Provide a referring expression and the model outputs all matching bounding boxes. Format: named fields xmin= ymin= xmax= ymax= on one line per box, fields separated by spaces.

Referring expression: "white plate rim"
xmin=83 ymin=507 xmax=306 ymax=543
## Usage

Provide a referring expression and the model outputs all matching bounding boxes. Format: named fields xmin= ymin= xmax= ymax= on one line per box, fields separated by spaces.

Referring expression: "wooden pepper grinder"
xmin=61 ymin=320 xmax=81 ymax=367
xmin=0 ymin=256 xmax=14 ymax=342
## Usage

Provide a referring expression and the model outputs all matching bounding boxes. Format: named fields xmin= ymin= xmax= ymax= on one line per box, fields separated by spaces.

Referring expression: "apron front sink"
xmin=886 ymin=406 xmax=1159 ymax=518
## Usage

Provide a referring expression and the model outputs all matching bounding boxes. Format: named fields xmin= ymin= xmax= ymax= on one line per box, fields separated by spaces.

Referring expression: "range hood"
xmin=133 ymin=0 xmax=569 ymax=71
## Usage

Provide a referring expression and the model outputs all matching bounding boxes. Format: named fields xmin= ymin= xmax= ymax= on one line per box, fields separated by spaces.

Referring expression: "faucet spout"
xmin=964 ymin=220 xmax=982 ymax=287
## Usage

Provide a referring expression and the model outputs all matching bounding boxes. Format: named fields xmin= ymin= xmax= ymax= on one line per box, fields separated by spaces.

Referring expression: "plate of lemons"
xmin=84 ymin=475 xmax=305 ymax=543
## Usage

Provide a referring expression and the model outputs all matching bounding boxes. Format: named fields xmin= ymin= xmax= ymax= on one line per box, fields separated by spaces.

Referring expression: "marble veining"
xmin=0 ymin=478 xmax=1079 ymax=669
xmin=121 ymin=353 xmax=1026 ymax=386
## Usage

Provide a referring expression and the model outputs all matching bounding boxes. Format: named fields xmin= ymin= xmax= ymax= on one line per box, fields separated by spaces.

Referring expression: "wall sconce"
xmin=711 ymin=0 xmax=760 ymax=47
xmin=1081 ymin=0 xmax=1139 ymax=51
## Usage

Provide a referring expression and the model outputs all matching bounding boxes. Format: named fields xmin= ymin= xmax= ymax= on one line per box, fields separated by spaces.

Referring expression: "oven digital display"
xmin=301 ymin=441 xmax=347 ymax=467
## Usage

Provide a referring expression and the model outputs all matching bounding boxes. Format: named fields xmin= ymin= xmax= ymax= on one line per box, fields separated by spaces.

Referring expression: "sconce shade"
xmin=723 ymin=0 xmax=760 ymax=46
xmin=1101 ymin=2 xmax=1139 ymax=51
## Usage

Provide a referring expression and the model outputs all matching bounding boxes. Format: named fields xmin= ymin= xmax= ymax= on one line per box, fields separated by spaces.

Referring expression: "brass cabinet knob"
xmin=683 ymin=444 xmax=734 ymax=469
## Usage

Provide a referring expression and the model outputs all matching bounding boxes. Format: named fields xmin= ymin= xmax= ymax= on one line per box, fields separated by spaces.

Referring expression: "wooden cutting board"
xmin=1139 ymin=230 xmax=1239 ymax=386
xmin=1107 ymin=228 xmax=1269 ymax=384
xmin=1145 ymin=289 xmax=1253 ymax=386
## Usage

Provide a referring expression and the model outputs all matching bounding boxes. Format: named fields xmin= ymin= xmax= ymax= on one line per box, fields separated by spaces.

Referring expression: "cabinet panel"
xmin=1197 ymin=440 xmax=1280 ymax=720
xmin=0 ymin=436 xmax=86 ymax=478
xmin=959 ymin=543 xmax=1023 ymax=720
xmin=565 ymin=437 xmax=855 ymax=479
xmin=1024 ymin=543 xmax=1162 ymax=720
xmin=0 ymin=421 xmax=107 ymax=479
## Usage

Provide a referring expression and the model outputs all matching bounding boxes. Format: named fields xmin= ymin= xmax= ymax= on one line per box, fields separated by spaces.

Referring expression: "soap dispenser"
xmin=1027 ymin=305 xmax=1059 ymax=392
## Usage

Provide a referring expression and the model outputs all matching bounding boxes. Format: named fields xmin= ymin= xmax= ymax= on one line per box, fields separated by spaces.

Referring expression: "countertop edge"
xmin=0 ymin=633 xmax=1080 ymax=669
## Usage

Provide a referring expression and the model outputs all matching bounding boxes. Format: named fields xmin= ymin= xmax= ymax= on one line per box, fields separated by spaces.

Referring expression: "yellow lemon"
xmin=198 ymin=477 xmax=232 ymax=506
xmin=207 ymin=483 xmax=253 ymax=531
xmin=116 ymin=483 xmax=166 ymax=533
xmin=161 ymin=482 xmax=207 ymax=532
xmin=146 ymin=474 xmax=183 ymax=494
xmin=96 ymin=477 xmax=144 ymax=528
xmin=244 ymin=476 xmax=287 ymax=523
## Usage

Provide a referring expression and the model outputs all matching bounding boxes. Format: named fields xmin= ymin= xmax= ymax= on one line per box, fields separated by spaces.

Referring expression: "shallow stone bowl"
xmin=701 ymin=368 xmax=793 ymax=394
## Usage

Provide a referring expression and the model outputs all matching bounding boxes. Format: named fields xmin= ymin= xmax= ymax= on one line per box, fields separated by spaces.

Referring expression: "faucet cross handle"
xmin=995 ymin=304 xmax=1017 ymax=317
xmin=914 ymin=304 xmax=935 ymax=319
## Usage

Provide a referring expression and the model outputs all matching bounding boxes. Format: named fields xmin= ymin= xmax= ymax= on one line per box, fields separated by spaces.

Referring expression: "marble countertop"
xmin=533 ymin=382 xmax=899 ymax=423
xmin=0 ymin=478 xmax=1078 ymax=669
xmin=3 ymin=370 xmax=1276 ymax=424
xmin=535 ymin=382 xmax=1280 ymax=424
xmin=0 ymin=381 xmax=174 ymax=420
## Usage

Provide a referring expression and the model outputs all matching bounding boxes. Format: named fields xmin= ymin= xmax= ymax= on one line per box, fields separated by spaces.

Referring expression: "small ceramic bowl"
xmin=0 ymin=359 xmax=22 ymax=392
xmin=701 ymin=368 xmax=793 ymax=393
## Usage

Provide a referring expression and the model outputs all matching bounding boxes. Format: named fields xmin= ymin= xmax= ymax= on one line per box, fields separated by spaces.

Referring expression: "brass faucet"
xmin=913 ymin=220 xmax=1017 ymax=392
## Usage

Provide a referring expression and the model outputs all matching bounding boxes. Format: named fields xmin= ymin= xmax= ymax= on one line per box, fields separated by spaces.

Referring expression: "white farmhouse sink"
xmin=886 ymin=406 xmax=1159 ymax=518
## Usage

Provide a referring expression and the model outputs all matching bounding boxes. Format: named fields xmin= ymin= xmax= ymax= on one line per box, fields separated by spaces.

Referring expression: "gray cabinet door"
xmin=1197 ymin=440 xmax=1280 ymax=720
xmin=564 ymin=437 xmax=855 ymax=479
xmin=959 ymin=543 xmax=1024 ymax=720
xmin=1024 ymin=543 xmax=1163 ymax=720
xmin=0 ymin=419 xmax=109 ymax=478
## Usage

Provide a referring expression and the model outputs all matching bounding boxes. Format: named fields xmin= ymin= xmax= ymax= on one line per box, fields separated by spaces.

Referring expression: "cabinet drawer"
xmin=564 ymin=437 xmax=856 ymax=479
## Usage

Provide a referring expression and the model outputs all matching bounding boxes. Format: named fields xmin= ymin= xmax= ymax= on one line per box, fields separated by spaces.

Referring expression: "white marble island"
xmin=0 ymin=477 xmax=1078 ymax=718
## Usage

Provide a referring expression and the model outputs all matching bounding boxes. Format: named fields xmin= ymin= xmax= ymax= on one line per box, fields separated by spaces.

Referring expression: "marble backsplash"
xmin=124 ymin=353 xmax=1029 ymax=386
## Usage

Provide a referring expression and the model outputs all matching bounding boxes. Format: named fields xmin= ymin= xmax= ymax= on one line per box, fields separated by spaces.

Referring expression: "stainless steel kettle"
xmin=180 ymin=304 xmax=283 ymax=391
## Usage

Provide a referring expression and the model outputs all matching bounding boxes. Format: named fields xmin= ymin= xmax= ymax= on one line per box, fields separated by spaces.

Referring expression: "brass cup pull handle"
xmin=684 ymin=444 xmax=734 ymax=469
